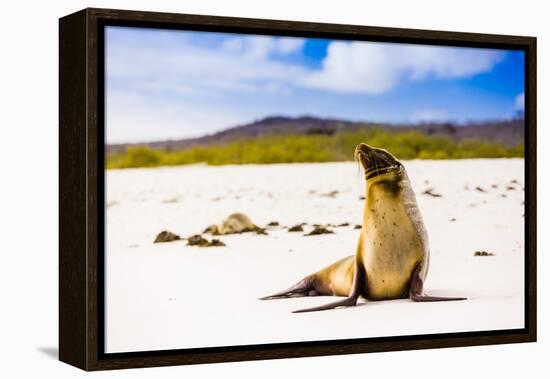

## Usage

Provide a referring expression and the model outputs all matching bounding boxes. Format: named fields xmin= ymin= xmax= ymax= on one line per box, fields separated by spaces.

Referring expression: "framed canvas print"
xmin=59 ymin=8 xmax=537 ymax=371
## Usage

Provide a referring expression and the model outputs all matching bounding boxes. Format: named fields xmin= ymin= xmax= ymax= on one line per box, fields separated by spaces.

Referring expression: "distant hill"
xmin=107 ymin=116 xmax=524 ymax=153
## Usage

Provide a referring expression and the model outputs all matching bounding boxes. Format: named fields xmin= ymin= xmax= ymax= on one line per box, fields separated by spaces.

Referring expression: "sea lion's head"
xmin=355 ymin=143 xmax=404 ymax=185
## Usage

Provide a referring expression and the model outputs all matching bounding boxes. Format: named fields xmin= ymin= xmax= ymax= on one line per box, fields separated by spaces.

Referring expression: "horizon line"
xmin=106 ymin=113 xmax=524 ymax=147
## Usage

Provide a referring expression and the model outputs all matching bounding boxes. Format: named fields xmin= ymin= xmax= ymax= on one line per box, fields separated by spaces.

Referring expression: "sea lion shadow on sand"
xmin=260 ymin=143 xmax=466 ymax=313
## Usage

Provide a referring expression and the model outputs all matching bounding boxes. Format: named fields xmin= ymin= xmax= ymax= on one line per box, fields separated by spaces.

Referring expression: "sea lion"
xmin=260 ymin=143 xmax=465 ymax=312
xmin=204 ymin=213 xmax=261 ymax=235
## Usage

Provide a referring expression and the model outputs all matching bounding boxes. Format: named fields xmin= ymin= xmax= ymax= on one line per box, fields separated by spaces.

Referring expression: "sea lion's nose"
xmin=355 ymin=143 xmax=371 ymax=157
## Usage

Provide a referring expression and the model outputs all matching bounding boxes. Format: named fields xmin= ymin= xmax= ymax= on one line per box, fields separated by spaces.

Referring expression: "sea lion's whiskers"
xmin=356 ymin=159 xmax=364 ymax=198
xmin=370 ymin=149 xmax=381 ymax=180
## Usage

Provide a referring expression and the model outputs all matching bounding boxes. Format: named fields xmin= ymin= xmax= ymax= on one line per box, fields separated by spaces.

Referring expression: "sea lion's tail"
xmin=259 ymin=274 xmax=317 ymax=300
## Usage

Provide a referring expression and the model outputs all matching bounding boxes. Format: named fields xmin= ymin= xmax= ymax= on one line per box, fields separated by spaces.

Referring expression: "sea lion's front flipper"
xmin=259 ymin=274 xmax=317 ymax=300
xmin=292 ymin=261 xmax=365 ymax=313
xmin=409 ymin=263 xmax=466 ymax=302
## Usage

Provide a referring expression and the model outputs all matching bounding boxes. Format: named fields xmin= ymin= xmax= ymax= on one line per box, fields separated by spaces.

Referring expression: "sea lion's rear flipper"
xmin=409 ymin=263 xmax=466 ymax=302
xmin=292 ymin=261 xmax=365 ymax=313
xmin=410 ymin=295 xmax=466 ymax=302
xmin=259 ymin=274 xmax=317 ymax=300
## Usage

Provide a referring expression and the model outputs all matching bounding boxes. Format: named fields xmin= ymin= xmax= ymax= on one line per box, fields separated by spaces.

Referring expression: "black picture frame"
xmin=59 ymin=7 xmax=537 ymax=371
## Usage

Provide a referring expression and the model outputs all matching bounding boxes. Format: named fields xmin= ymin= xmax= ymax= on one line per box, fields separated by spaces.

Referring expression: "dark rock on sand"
xmin=422 ymin=188 xmax=442 ymax=197
xmin=288 ymin=224 xmax=304 ymax=232
xmin=305 ymin=226 xmax=334 ymax=236
xmin=209 ymin=239 xmax=226 ymax=247
xmin=187 ymin=234 xmax=209 ymax=246
xmin=321 ymin=190 xmax=339 ymax=198
xmin=203 ymin=225 xmax=221 ymax=235
xmin=474 ymin=251 xmax=495 ymax=256
xmin=354 ymin=224 xmax=362 ymax=229
xmin=253 ymin=226 xmax=268 ymax=235
xmin=267 ymin=221 xmax=280 ymax=227
xmin=187 ymin=234 xmax=226 ymax=247
xmin=154 ymin=230 xmax=181 ymax=243
xmin=475 ymin=186 xmax=486 ymax=193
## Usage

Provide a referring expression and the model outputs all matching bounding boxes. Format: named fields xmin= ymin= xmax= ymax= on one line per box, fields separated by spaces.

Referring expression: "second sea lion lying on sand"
xmin=204 ymin=213 xmax=266 ymax=235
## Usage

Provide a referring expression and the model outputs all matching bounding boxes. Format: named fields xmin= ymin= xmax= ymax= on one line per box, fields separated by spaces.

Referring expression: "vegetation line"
xmin=106 ymin=129 xmax=524 ymax=169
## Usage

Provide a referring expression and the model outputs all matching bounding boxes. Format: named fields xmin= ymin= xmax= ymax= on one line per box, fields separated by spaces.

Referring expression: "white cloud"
xmin=302 ymin=41 xmax=505 ymax=94
xmin=106 ymin=30 xmax=312 ymax=143
xmin=515 ymin=92 xmax=525 ymax=110
xmin=274 ymin=38 xmax=305 ymax=54
xmin=241 ymin=37 xmax=275 ymax=60
xmin=105 ymin=90 xmax=250 ymax=144
xmin=107 ymin=29 xmax=505 ymax=98
xmin=221 ymin=36 xmax=304 ymax=58
xmin=107 ymin=32 xmax=309 ymax=98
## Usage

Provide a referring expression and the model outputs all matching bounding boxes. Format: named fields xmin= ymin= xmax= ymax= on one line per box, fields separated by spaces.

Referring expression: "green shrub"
xmin=106 ymin=129 xmax=524 ymax=169
xmin=107 ymin=146 xmax=161 ymax=168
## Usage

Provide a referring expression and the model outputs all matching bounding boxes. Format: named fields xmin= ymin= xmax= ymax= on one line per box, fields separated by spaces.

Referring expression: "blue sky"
xmin=105 ymin=26 xmax=525 ymax=144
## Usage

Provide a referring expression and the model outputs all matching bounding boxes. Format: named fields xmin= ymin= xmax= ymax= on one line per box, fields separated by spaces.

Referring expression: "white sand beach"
xmin=105 ymin=159 xmax=525 ymax=353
